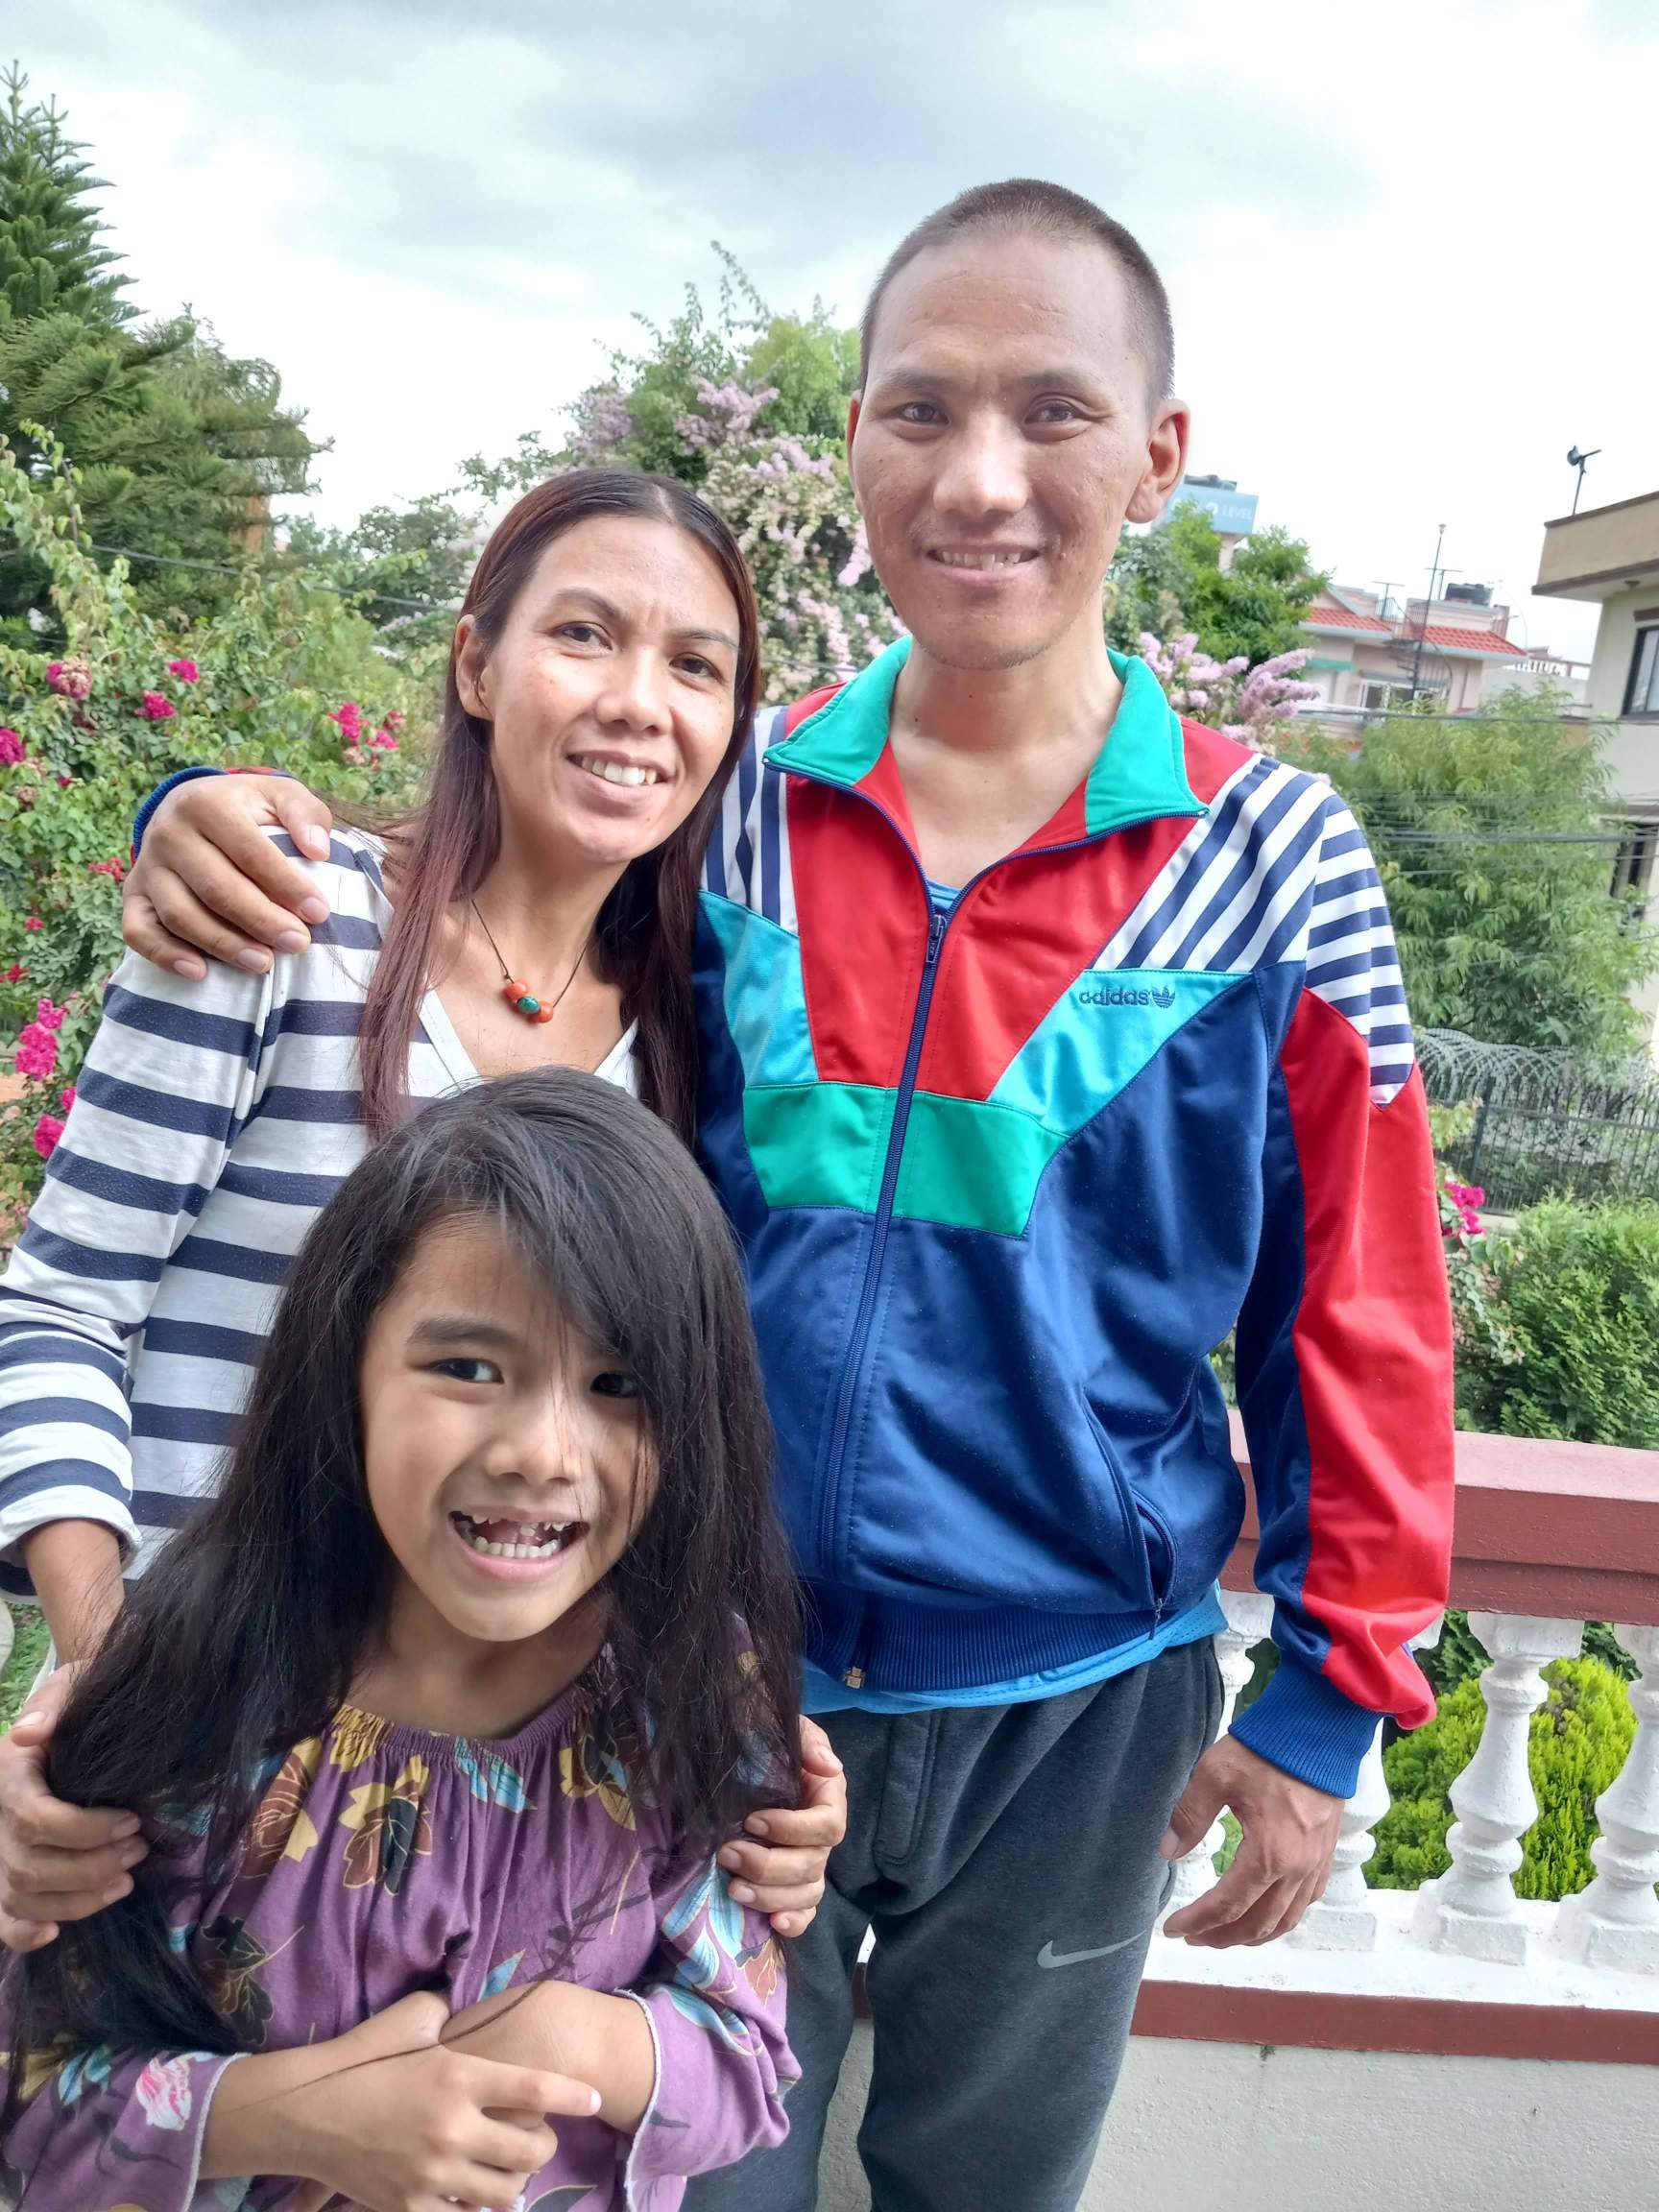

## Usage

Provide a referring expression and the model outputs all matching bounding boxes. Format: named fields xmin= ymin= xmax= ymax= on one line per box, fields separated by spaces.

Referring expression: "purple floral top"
xmin=1 ymin=1664 xmax=796 ymax=2209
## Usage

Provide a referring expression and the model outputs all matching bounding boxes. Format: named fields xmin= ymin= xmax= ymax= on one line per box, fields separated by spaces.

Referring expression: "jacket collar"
xmin=765 ymin=635 xmax=1205 ymax=840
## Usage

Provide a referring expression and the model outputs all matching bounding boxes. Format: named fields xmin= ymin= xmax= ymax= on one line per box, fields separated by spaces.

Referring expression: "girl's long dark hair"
xmin=4 ymin=1070 xmax=800 ymax=2084
xmin=358 ymin=469 xmax=762 ymax=1147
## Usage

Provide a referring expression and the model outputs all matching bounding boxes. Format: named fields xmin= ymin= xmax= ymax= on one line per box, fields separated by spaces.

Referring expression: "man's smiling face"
xmin=849 ymin=229 xmax=1186 ymax=674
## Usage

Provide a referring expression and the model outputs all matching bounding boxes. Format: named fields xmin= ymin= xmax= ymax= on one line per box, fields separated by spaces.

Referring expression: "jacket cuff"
xmin=1230 ymin=1657 xmax=1380 ymax=1798
xmin=132 ymin=765 xmax=289 ymax=859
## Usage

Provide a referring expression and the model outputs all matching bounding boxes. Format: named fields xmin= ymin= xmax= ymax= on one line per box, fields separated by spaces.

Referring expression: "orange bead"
xmin=533 ymin=1002 xmax=557 ymax=1023
xmin=503 ymin=977 xmax=529 ymax=1004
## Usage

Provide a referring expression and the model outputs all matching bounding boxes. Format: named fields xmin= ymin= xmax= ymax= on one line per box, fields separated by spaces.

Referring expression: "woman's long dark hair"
xmin=3 ymin=1070 xmax=800 ymax=2084
xmin=357 ymin=469 xmax=763 ymax=1147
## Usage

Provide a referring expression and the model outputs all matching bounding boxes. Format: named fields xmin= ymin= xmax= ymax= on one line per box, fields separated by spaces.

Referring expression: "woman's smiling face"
xmin=454 ymin=513 xmax=744 ymax=878
xmin=358 ymin=1216 xmax=652 ymax=1659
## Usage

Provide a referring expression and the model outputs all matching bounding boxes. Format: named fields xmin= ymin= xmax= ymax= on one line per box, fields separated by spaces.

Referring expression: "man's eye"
xmin=1030 ymin=401 xmax=1084 ymax=425
xmin=432 ymin=1358 xmax=501 ymax=1384
xmin=895 ymin=401 xmax=946 ymax=426
xmin=591 ymin=1369 xmax=639 ymax=1400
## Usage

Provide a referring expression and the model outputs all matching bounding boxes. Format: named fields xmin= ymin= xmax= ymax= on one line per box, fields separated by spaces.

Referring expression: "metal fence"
xmin=1417 ymin=1028 xmax=1659 ymax=1213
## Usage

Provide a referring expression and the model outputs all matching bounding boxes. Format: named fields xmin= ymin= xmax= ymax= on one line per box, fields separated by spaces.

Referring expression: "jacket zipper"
xmin=767 ymin=756 xmax=1188 ymax=1690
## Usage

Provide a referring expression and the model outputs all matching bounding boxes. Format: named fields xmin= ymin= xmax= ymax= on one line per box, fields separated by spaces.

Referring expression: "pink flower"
xmin=45 ymin=658 xmax=92 ymax=701
xmin=370 ymin=727 xmax=399 ymax=752
xmin=14 ymin=1022 xmax=59 ymax=1080
xmin=166 ymin=659 xmax=201 ymax=683
xmin=31 ymin=1113 xmax=64 ymax=1161
xmin=60 ymin=1084 xmax=76 ymax=1111
xmin=4 ymin=963 xmax=25 ymax=983
xmin=382 ymin=709 xmax=405 ymax=733
xmin=134 ymin=2053 xmax=195 ymax=2129
xmin=23 ymin=915 xmax=42 ymax=933
xmin=327 ymin=702 xmax=366 ymax=743
xmin=56 ymin=773 xmax=73 ymax=788
xmin=139 ymin=691 xmax=177 ymax=721
xmin=0 ymin=729 xmax=24 ymax=764
xmin=34 ymin=998 xmax=65 ymax=1032
xmin=89 ymin=856 xmax=128 ymax=883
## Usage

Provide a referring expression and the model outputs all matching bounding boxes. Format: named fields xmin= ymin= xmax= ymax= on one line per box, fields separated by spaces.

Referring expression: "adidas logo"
xmin=1079 ymin=982 xmax=1176 ymax=1009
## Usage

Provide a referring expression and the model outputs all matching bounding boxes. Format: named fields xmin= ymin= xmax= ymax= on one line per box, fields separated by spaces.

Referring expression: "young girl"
xmin=0 ymin=1068 xmax=802 ymax=2209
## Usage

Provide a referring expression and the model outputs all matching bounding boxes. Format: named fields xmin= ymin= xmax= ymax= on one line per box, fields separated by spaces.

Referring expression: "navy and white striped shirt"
xmin=0 ymin=830 xmax=637 ymax=1586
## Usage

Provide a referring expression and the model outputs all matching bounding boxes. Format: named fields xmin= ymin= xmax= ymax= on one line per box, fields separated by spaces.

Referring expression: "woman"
xmin=0 ymin=469 xmax=841 ymax=1949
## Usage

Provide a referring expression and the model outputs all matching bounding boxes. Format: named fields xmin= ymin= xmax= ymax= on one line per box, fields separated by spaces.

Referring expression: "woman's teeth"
xmin=451 ymin=1512 xmax=573 ymax=1561
xmin=576 ymin=757 xmax=661 ymax=787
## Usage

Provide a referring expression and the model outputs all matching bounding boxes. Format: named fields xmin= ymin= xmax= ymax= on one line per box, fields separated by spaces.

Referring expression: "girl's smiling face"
xmin=357 ymin=1216 xmax=652 ymax=1679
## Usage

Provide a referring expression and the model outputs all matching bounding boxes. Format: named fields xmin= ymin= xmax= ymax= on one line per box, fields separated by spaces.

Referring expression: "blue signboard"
xmin=1167 ymin=480 xmax=1259 ymax=536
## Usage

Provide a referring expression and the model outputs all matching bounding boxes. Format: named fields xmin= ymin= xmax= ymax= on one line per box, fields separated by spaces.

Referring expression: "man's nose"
xmin=931 ymin=415 xmax=1028 ymax=522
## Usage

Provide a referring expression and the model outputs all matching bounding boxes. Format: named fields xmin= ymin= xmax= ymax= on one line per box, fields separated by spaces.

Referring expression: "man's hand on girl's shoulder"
xmin=718 ymin=1715 xmax=845 ymax=1935
xmin=0 ymin=1665 xmax=145 ymax=1952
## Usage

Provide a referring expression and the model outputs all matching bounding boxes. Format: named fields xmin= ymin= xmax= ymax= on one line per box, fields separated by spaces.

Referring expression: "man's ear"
xmin=454 ymin=613 xmax=489 ymax=719
xmin=1124 ymin=397 xmax=1190 ymax=526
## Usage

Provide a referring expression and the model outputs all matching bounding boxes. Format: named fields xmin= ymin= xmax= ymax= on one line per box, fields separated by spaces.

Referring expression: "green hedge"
xmin=1455 ymin=1200 xmax=1659 ymax=1447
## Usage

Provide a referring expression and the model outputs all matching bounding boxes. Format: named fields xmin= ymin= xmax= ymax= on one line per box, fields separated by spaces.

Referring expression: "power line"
xmin=0 ymin=533 xmax=461 ymax=616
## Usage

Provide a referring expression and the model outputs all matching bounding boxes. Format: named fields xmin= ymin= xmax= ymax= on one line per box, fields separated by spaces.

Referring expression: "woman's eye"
xmin=676 ymin=654 xmax=720 ymax=683
xmin=591 ymin=1369 xmax=639 ymax=1400
xmin=432 ymin=1358 xmax=502 ymax=1385
xmin=557 ymin=622 xmax=606 ymax=647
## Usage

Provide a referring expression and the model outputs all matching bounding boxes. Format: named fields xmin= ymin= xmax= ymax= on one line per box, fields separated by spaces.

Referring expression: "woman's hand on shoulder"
xmin=0 ymin=1666 xmax=145 ymax=1952
xmin=123 ymin=773 xmax=337 ymax=980
xmin=717 ymin=1714 xmax=846 ymax=1936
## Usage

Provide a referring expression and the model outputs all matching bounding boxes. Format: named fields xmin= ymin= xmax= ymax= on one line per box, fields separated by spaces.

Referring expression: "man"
xmin=1 ymin=182 xmax=1454 ymax=2208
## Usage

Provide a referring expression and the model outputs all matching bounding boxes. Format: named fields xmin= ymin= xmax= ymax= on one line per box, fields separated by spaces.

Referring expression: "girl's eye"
xmin=590 ymin=1369 xmax=639 ymax=1400
xmin=432 ymin=1357 xmax=502 ymax=1385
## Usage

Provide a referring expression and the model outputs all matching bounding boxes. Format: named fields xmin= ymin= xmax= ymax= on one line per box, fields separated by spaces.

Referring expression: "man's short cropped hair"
xmin=858 ymin=179 xmax=1175 ymax=402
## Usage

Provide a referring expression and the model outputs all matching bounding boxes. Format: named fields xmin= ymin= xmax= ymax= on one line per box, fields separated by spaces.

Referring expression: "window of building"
xmin=1626 ymin=623 xmax=1659 ymax=715
xmin=1612 ymin=820 xmax=1658 ymax=923
xmin=1359 ymin=677 xmax=1446 ymax=713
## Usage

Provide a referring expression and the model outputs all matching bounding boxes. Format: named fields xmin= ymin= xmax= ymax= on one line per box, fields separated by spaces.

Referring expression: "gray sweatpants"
xmin=688 ymin=1637 xmax=1221 ymax=2212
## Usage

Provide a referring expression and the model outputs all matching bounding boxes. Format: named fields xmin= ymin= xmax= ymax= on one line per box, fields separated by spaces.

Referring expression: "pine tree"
xmin=0 ymin=73 xmax=321 ymax=634
xmin=0 ymin=63 xmax=130 ymax=325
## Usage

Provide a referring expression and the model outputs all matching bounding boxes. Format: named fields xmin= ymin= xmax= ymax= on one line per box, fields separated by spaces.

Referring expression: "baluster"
xmin=1412 ymin=1612 xmax=1581 ymax=1963
xmin=1289 ymin=1618 xmax=1445 ymax=1953
xmin=1161 ymin=1589 xmax=1274 ymax=1922
xmin=1553 ymin=1624 xmax=1659 ymax=1974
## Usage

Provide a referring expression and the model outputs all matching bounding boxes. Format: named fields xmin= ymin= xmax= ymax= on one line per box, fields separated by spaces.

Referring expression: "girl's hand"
xmin=717 ymin=1715 xmax=846 ymax=1936
xmin=273 ymin=1993 xmax=601 ymax=2212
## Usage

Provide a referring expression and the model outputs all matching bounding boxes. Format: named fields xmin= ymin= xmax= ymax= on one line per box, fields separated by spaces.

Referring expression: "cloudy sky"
xmin=12 ymin=0 xmax=1655 ymax=658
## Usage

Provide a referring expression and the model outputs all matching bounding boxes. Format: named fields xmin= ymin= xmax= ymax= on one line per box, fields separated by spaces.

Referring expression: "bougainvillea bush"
xmin=0 ymin=434 xmax=429 ymax=1222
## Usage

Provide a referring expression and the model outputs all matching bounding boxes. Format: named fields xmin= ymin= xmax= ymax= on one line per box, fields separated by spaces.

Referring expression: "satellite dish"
xmin=1567 ymin=446 xmax=1586 ymax=467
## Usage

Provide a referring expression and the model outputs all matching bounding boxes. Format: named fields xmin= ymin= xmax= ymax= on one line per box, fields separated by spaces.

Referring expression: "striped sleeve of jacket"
xmin=0 ymin=946 xmax=279 ymax=1594
xmin=1230 ymin=794 xmax=1456 ymax=1795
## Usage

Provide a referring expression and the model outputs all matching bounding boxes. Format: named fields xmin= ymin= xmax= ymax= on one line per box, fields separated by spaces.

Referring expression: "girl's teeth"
xmin=581 ymin=757 xmax=659 ymax=787
xmin=454 ymin=1515 xmax=570 ymax=1561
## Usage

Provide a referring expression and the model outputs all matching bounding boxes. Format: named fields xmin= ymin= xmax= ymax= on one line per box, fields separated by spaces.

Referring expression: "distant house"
xmin=1535 ymin=489 xmax=1659 ymax=1054
xmin=1297 ymin=584 xmax=1528 ymax=717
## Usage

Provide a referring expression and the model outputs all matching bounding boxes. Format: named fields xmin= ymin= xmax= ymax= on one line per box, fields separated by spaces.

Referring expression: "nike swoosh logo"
xmin=1035 ymin=1932 xmax=1142 ymax=1969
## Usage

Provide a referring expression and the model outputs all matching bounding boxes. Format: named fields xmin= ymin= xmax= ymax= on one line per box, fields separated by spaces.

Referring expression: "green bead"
xmin=517 ymin=995 xmax=541 ymax=1015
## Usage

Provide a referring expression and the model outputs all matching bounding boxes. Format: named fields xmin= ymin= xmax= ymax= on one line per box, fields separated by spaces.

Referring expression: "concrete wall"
xmin=818 ymin=2024 xmax=1659 ymax=2212
xmin=1584 ymin=585 xmax=1657 ymax=721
